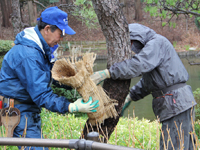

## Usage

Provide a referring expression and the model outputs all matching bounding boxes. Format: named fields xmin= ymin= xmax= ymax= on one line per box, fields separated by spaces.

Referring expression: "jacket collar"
xmin=34 ymin=25 xmax=51 ymax=62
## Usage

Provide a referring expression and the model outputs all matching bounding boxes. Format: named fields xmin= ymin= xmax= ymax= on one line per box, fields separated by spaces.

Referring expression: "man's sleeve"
xmin=52 ymin=79 xmax=73 ymax=90
xmin=129 ymin=78 xmax=150 ymax=101
xmin=14 ymin=57 xmax=70 ymax=113
xmin=109 ymin=40 xmax=164 ymax=80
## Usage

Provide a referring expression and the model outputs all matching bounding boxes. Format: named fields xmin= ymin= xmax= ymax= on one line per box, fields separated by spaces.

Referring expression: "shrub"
xmin=51 ymin=84 xmax=81 ymax=103
xmin=195 ymin=120 xmax=200 ymax=139
xmin=0 ymin=57 xmax=3 ymax=69
xmin=193 ymin=88 xmax=200 ymax=120
xmin=195 ymin=17 xmax=200 ymax=31
xmin=1 ymin=109 xmax=199 ymax=150
xmin=0 ymin=40 xmax=13 ymax=56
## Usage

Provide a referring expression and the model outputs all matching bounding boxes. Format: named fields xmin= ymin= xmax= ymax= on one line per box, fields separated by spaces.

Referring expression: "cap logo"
xmin=63 ymin=17 xmax=68 ymax=25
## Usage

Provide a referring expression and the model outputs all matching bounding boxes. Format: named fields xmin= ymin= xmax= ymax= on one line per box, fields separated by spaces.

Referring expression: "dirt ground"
xmin=1 ymin=10 xmax=200 ymax=54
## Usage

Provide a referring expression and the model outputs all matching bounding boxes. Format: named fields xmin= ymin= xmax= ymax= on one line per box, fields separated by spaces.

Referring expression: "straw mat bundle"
xmin=52 ymin=53 xmax=118 ymax=125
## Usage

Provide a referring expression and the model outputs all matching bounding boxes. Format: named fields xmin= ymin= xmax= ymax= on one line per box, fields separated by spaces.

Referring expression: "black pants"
xmin=160 ymin=108 xmax=196 ymax=150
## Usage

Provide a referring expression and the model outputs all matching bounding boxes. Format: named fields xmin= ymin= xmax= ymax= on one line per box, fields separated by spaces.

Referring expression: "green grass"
xmin=1 ymin=108 xmax=199 ymax=150
xmin=0 ymin=57 xmax=3 ymax=68
xmin=185 ymin=45 xmax=190 ymax=51
xmin=41 ymin=110 xmax=160 ymax=149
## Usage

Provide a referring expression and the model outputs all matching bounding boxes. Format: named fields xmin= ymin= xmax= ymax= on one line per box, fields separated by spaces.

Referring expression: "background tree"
xmin=119 ymin=0 xmax=135 ymax=23
xmin=82 ymin=0 xmax=131 ymax=142
xmin=134 ymin=0 xmax=143 ymax=21
xmin=144 ymin=0 xmax=200 ymax=59
xmin=11 ymin=0 xmax=23 ymax=37
xmin=27 ymin=0 xmax=37 ymax=26
xmin=0 ymin=0 xmax=12 ymax=27
xmin=144 ymin=0 xmax=200 ymax=28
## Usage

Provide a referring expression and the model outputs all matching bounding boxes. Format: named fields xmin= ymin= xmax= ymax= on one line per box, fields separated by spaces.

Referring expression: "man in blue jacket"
xmin=0 ymin=7 xmax=99 ymax=150
xmin=91 ymin=23 xmax=196 ymax=149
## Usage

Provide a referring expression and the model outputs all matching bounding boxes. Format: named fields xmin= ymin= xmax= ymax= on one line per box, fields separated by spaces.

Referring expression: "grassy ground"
xmin=0 ymin=108 xmax=199 ymax=150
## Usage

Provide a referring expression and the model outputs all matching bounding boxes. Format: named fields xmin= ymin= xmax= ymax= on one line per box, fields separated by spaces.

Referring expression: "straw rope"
xmin=52 ymin=53 xmax=118 ymax=125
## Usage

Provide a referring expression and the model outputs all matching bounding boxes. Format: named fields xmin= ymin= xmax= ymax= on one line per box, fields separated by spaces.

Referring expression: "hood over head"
xmin=128 ymin=23 xmax=156 ymax=53
xmin=131 ymin=40 xmax=144 ymax=54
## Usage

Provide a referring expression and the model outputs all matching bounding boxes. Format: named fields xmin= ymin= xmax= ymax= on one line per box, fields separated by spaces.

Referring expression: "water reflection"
xmin=93 ymin=56 xmax=200 ymax=121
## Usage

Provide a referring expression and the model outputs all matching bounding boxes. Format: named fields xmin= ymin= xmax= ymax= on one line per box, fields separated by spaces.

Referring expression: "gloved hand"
xmin=121 ymin=94 xmax=132 ymax=116
xmin=68 ymin=97 xmax=99 ymax=113
xmin=90 ymin=69 xmax=110 ymax=85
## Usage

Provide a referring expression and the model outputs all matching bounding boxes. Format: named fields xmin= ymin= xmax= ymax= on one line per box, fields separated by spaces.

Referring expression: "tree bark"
xmin=134 ymin=0 xmax=143 ymax=21
xmin=28 ymin=0 xmax=35 ymax=26
xmin=82 ymin=0 xmax=131 ymax=143
xmin=11 ymin=0 xmax=22 ymax=38
xmin=33 ymin=3 xmax=38 ymax=24
xmin=119 ymin=0 xmax=132 ymax=23
xmin=0 ymin=0 xmax=12 ymax=27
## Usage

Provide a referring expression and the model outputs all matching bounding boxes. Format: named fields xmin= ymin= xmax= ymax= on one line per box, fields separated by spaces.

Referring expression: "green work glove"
xmin=68 ymin=97 xmax=99 ymax=113
xmin=121 ymin=94 xmax=132 ymax=116
xmin=90 ymin=69 xmax=110 ymax=85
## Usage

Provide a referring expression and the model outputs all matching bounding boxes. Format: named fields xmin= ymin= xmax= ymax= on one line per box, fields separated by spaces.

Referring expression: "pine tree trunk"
xmin=33 ymin=3 xmax=38 ymax=25
xmin=0 ymin=0 xmax=12 ymax=27
xmin=119 ymin=0 xmax=132 ymax=23
xmin=134 ymin=0 xmax=143 ymax=21
xmin=28 ymin=0 xmax=35 ymax=26
xmin=82 ymin=0 xmax=131 ymax=142
xmin=11 ymin=0 xmax=22 ymax=38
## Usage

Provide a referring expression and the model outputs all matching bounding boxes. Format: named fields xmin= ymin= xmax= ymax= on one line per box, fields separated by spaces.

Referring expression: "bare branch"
xmin=32 ymin=0 xmax=46 ymax=9
xmin=163 ymin=6 xmax=200 ymax=16
xmin=57 ymin=3 xmax=76 ymax=8
xmin=147 ymin=0 xmax=200 ymax=17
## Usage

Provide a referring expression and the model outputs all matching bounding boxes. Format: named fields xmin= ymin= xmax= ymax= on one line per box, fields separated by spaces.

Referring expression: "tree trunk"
xmin=65 ymin=0 xmax=72 ymax=4
xmin=28 ymin=0 xmax=35 ymax=26
xmin=11 ymin=0 xmax=22 ymax=38
xmin=119 ymin=0 xmax=132 ymax=23
xmin=33 ymin=3 xmax=38 ymax=24
xmin=134 ymin=0 xmax=143 ymax=21
xmin=7 ymin=0 xmax=12 ymax=18
xmin=82 ymin=0 xmax=131 ymax=143
xmin=0 ymin=0 xmax=12 ymax=27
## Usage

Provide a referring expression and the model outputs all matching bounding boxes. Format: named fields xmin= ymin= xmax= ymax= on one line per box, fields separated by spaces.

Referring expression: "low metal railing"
xmin=0 ymin=132 xmax=143 ymax=150
xmin=0 ymin=137 xmax=142 ymax=150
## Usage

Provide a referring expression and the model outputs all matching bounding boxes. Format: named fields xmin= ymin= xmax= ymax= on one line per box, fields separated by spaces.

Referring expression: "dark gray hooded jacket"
xmin=109 ymin=23 xmax=196 ymax=121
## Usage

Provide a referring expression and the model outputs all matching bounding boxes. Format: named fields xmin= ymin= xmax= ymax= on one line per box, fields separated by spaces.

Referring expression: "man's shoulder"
xmin=8 ymin=45 xmax=44 ymax=65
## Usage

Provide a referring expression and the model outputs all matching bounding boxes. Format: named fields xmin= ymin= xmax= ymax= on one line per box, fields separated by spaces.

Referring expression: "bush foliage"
xmin=0 ymin=40 xmax=13 ymax=56
xmin=51 ymin=84 xmax=81 ymax=103
xmin=193 ymin=88 xmax=200 ymax=120
xmin=1 ymin=109 xmax=199 ymax=150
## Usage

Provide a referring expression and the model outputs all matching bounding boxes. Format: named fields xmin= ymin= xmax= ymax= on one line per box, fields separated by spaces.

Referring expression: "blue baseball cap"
xmin=38 ymin=6 xmax=76 ymax=35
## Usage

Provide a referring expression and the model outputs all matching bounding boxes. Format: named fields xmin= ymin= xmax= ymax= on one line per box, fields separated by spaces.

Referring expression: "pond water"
xmin=93 ymin=56 xmax=200 ymax=121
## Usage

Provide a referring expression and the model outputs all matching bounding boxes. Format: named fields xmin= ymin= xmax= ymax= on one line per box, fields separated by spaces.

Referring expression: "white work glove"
xmin=121 ymin=94 xmax=132 ymax=116
xmin=68 ymin=97 xmax=99 ymax=113
xmin=90 ymin=69 xmax=110 ymax=85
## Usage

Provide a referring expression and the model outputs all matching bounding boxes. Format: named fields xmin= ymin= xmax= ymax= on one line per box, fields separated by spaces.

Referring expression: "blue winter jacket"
xmin=0 ymin=26 xmax=70 ymax=114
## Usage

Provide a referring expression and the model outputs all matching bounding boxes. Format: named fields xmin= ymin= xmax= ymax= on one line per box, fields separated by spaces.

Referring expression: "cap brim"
xmin=58 ymin=25 xmax=76 ymax=35
xmin=65 ymin=26 xmax=76 ymax=35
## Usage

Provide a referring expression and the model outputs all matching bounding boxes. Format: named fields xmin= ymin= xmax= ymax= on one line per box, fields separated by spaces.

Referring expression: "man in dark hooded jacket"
xmin=0 ymin=7 xmax=99 ymax=150
xmin=90 ymin=23 xmax=196 ymax=149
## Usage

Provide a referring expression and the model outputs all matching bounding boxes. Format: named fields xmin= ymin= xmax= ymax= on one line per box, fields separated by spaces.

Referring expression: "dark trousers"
xmin=160 ymin=108 xmax=196 ymax=150
xmin=14 ymin=112 xmax=48 ymax=150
